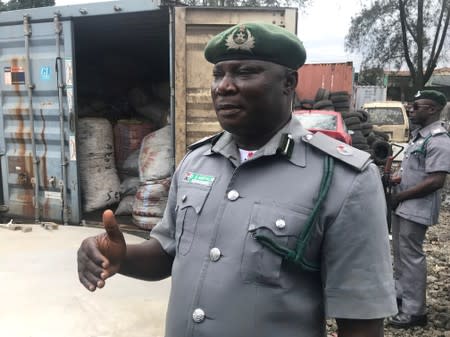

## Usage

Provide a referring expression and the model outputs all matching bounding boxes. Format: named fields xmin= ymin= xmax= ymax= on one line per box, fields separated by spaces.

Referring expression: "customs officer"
xmin=388 ymin=90 xmax=450 ymax=328
xmin=78 ymin=22 xmax=397 ymax=337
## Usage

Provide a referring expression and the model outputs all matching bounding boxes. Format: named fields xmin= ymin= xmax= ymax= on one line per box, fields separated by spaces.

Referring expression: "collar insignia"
xmin=225 ymin=25 xmax=255 ymax=51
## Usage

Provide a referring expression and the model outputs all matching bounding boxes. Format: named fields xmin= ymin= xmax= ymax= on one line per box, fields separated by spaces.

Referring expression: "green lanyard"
xmin=254 ymin=155 xmax=334 ymax=272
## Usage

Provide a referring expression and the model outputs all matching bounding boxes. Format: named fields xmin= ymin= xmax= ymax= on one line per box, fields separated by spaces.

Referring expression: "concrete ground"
xmin=0 ymin=224 xmax=170 ymax=337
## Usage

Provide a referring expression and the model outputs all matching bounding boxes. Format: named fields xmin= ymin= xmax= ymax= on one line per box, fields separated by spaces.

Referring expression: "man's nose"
xmin=215 ymin=74 xmax=237 ymax=95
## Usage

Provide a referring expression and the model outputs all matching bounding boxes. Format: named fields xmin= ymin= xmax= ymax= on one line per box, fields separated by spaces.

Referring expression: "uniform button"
xmin=181 ymin=195 xmax=187 ymax=202
xmin=275 ymin=219 xmax=286 ymax=229
xmin=210 ymin=247 xmax=221 ymax=262
xmin=227 ymin=190 xmax=239 ymax=201
xmin=192 ymin=308 xmax=205 ymax=323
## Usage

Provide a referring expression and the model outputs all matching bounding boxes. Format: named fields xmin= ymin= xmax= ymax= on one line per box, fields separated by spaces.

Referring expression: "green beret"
xmin=414 ymin=90 xmax=447 ymax=107
xmin=204 ymin=22 xmax=306 ymax=69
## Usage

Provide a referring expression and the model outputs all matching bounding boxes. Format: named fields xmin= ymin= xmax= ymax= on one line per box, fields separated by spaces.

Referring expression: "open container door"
xmin=0 ymin=0 xmax=165 ymax=225
xmin=0 ymin=8 xmax=77 ymax=225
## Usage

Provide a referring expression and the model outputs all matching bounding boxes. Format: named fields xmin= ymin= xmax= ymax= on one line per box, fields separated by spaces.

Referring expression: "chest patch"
xmin=183 ymin=171 xmax=215 ymax=187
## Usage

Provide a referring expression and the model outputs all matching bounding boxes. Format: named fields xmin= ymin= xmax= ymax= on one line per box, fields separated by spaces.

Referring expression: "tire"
xmin=351 ymin=131 xmax=367 ymax=144
xmin=371 ymin=140 xmax=393 ymax=165
xmin=335 ymin=108 xmax=350 ymax=114
xmin=330 ymin=94 xmax=350 ymax=103
xmin=353 ymin=143 xmax=370 ymax=151
xmin=344 ymin=116 xmax=361 ymax=126
xmin=360 ymin=123 xmax=373 ymax=136
xmin=343 ymin=111 xmax=363 ymax=120
xmin=357 ymin=109 xmax=370 ymax=123
xmin=330 ymin=90 xmax=349 ymax=97
xmin=315 ymin=88 xmax=330 ymax=101
xmin=373 ymin=130 xmax=389 ymax=141
xmin=366 ymin=131 xmax=378 ymax=145
xmin=361 ymin=127 xmax=372 ymax=137
xmin=333 ymin=101 xmax=350 ymax=109
xmin=313 ymin=99 xmax=334 ymax=109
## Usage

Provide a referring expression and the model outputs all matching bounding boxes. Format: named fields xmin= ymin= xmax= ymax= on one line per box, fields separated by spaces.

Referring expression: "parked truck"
xmin=0 ymin=0 xmax=298 ymax=226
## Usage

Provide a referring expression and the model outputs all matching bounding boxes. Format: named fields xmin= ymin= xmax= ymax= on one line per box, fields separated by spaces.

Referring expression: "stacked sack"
xmin=132 ymin=125 xmax=174 ymax=230
xmin=78 ymin=118 xmax=121 ymax=212
xmin=114 ymin=119 xmax=154 ymax=216
xmin=114 ymin=84 xmax=171 ymax=227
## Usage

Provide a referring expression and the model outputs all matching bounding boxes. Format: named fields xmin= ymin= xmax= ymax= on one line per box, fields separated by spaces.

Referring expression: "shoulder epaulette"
xmin=412 ymin=128 xmax=450 ymax=156
xmin=430 ymin=126 xmax=449 ymax=136
xmin=187 ymin=132 xmax=224 ymax=151
xmin=303 ymin=132 xmax=372 ymax=172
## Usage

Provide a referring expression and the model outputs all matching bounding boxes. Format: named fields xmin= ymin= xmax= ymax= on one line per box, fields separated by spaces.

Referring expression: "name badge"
xmin=183 ymin=172 xmax=215 ymax=187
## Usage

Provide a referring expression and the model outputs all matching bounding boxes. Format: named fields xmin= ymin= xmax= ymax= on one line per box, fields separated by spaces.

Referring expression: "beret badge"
xmin=225 ymin=25 xmax=255 ymax=51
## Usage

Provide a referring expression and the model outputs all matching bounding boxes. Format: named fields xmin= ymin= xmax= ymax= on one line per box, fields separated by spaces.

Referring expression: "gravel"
xmin=327 ymin=207 xmax=450 ymax=337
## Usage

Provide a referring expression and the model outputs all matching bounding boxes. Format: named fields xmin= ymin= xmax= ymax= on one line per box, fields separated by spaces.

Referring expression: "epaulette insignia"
xmin=303 ymin=132 xmax=372 ymax=171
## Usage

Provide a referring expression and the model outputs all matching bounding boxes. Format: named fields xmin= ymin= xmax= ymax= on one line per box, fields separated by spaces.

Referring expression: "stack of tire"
xmin=341 ymin=110 xmax=371 ymax=153
xmin=329 ymin=91 xmax=351 ymax=115
xmin=295 ymin=88 xmax=393 ymax=166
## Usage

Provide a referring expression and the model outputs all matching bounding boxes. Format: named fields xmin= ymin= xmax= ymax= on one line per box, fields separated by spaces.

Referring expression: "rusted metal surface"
xmin=1 ymin=22 xmax=68 ymax=223
xmin=296 ymin=62 xmax=354 ymax=101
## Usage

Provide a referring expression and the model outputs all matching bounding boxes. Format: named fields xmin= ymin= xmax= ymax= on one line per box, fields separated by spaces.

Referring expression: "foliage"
xmin=357 ymin=67 xmax=386 ymax=86
xmin=0 ymin=0 xmax=55 ymax=11
xmin=345 ymin=0 xmax=450 ymax=91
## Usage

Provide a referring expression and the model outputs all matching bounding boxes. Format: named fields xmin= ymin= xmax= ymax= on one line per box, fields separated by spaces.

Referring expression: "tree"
xmin=0 ymin=0 xmax=55 ymax=11
xmin=345 ymin=0 xmax=450 ymax=91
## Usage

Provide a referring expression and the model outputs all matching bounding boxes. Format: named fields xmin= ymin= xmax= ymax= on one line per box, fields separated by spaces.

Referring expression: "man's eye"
xmin=237 ymin=68 xmax=254 ymax=75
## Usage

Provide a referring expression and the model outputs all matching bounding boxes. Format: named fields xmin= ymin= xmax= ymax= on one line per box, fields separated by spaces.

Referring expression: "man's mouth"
xmin=216 ymin=104 xmax=242 ymax=114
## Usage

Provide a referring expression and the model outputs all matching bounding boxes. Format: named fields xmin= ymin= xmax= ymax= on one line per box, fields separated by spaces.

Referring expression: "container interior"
xmin=72 ymin=8 xmax=171 ymax=228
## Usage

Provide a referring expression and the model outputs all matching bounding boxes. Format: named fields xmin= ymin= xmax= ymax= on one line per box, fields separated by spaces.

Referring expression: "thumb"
xmin=102 ymin=209 xmax=122 ymax=241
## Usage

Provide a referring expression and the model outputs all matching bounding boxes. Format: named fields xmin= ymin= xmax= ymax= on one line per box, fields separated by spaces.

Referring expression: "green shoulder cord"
xmin=411 ymin=132 xmax=450 ymax=156
xmin=254 ymin=155 xmax=335 ymax=272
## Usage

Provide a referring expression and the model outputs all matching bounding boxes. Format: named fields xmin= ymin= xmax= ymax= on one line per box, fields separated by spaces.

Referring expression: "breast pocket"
xmin=240 ymin=202 xmax=310 ymax=287
xmin=407 ymin=152 xmax=426 ymax=171
xmin=175 ymin=185 xmax=210 ymax=256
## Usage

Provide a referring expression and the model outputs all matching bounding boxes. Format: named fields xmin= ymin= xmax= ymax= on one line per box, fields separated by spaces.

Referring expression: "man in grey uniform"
xmin=388 ymin=90 xmax=450 ymax=328
xmin=77 ymin=23 xmax=397 ymax=337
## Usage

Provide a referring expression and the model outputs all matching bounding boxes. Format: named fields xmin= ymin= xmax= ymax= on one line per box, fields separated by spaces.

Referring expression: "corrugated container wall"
xmin=352 ymin=85 xmax=387 ymax=110
xmin=296 ymin=62 xmax=354 ymax=100
xmin=0 ymin=0 xmax=298 ymax=226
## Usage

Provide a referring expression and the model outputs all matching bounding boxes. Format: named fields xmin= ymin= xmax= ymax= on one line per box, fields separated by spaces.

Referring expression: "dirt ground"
xmin=327 ymin=208 xmax=450 ymax=337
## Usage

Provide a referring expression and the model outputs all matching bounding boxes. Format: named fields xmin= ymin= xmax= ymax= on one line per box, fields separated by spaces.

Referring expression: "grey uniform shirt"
xmin=395 ymin=121 xmax=450 ymax=225
xmin=151 ymin=117 xmax=397 ymax=337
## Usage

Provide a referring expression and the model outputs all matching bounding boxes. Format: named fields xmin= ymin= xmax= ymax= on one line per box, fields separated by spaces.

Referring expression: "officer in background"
xmin=77 ymin=23 xmax=397 ymax=337
xmin=388 ymin=90 xmax=450 ymax=328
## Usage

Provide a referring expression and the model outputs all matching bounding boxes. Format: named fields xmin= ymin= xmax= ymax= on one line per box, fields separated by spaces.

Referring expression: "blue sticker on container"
xmin=40 ymin=66 xmax=51 ymax=80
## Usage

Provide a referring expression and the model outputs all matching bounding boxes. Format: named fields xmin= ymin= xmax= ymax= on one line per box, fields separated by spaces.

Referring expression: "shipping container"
xmin=295 ymin=62 xmax=354 ymax=100
xmin=0 ymin=0 xmax=297 ymax=226
xmin=352 ymin=85 xmax=387 ymax=110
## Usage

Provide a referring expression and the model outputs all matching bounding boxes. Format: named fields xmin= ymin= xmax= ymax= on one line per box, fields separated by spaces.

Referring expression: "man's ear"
xmin=284 ymin=70 xmax=298 ymax=95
